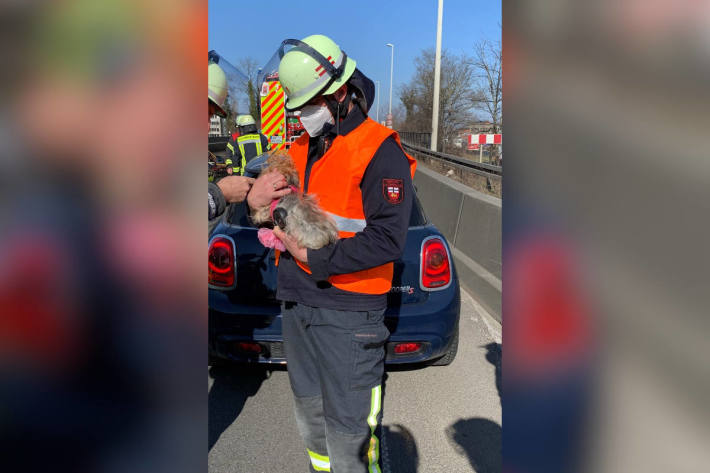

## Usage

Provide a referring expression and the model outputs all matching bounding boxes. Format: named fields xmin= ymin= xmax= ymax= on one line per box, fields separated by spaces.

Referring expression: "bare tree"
xmin=399 ymin=49 xmax=476 ymax=152
xmin=238 ymin=57 xmax=261 ymax=126
xmin=390 ymin=103 xmax=407 ymax=130
xmin=470 ymin=40 xmax=502 ymax=163
xmin=222 ymin=94 xmax=238 ymax=135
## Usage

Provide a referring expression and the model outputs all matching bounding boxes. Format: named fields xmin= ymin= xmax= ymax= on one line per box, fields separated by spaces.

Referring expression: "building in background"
xmin=209 ymin=115 xmax=223 ymax=136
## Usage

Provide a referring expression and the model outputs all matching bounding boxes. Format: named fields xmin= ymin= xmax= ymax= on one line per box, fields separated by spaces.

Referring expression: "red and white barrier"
xmin=468 ymin=134 xmax=502 ymax=147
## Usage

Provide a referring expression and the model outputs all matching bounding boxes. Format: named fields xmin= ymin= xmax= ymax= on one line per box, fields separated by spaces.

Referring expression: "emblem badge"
xmin=382 ymin=178 xmax=404 ymax=204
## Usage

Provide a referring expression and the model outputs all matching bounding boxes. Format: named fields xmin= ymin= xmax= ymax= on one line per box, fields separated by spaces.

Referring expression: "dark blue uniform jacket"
xmin=276 ymin=106 xmax=414 ymax=311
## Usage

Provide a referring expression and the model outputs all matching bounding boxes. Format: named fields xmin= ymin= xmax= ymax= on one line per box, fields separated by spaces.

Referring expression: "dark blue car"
xmin=208 ymin=191 xmax=460 ymax=366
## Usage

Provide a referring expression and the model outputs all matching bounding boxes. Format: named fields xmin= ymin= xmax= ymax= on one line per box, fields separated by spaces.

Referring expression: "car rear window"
xmin=409 ymin=194 xmax=427 ymax=226
xmin=227 ymin=200 xmax=252 ymax=227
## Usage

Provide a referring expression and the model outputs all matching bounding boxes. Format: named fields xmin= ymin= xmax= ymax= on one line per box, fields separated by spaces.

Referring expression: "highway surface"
xmin=208 ymin=288 xmax=501 ymax=473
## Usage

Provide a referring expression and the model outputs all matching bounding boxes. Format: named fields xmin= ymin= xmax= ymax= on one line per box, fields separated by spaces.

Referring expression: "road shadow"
xmin=384 ymin=362 xmax=431 ymax=372
xmin=446 ymin=418 xmax=501 ymax=473
xmin=483 ymin=342 xmax=502 ymax=401
xmin=208 ymin=363 xmax=274 ymax=451
xmin=378 ymin=372 xmax=418 ymax=472
xmin=382 ymin=423 xmax=419 ymax=472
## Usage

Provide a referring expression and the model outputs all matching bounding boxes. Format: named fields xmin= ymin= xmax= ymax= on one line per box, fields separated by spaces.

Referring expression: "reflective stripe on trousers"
xmin=299 ymin=387 xmax=381 ymax=473
xmin=367 ymin=385 xmax=383 ymax=473
xmin=307 ymin=449 xmax=331 ymax=472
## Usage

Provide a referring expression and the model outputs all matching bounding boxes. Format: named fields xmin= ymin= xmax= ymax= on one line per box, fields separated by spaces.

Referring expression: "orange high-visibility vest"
xmin=287 ymin=117 xmax=417 ymax=295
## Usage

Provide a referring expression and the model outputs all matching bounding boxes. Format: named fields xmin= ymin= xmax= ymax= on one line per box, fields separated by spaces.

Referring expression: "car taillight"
xmin=421 ymin=237 xmax=451 ymax=290
xmin=394 ymin=342 xmax=422 ymax=354
xmin=235 ymin=342 xmax=262 ymax=354
xmin=208 ymin=236 xmax=235 ymax=288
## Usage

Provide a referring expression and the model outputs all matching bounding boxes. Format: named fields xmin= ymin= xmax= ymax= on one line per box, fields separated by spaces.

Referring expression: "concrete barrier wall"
xmin=410 ymin=151 xmax=502 ymax=198
xmin=414 ymin=165 xmax=502 ymax=321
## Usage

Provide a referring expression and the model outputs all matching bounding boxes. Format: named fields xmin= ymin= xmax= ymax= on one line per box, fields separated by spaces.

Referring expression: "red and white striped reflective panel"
xmin=314 ymin=56 xmax=335 ymax=77
xmin=468 ymin=134 xmax=502 ymax=145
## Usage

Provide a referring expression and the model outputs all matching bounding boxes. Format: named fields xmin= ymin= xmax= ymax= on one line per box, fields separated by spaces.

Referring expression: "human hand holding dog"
xmin=217 ymin=176 xmax=254 ymax=203
xmin=273 ymin=226 xmax=308 ymax=263
xmin=247 ymin=170 xmax=292 ymax=209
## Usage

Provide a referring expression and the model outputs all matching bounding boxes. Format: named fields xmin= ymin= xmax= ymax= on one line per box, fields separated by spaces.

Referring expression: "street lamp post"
xmin=431 ymin=0 xmax=444 ymax=151
xmin=386 ymin=43 xmax=394 ymax=128
xmin=375 ymin=80 xmax=380 ymax=123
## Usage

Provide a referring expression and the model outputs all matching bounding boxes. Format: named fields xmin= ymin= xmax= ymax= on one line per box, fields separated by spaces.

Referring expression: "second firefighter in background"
xmin=226 ymin=114 xmax=270 ymax=175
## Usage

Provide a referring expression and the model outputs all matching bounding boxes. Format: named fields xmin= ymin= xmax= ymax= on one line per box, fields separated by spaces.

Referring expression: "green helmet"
xmin=236 ymin=114 xmax=256 ymax=127
xmin=208 ymin=62 xmax=228 ymax=116
xmin=278 ymin=34 xmax=356 ymax=111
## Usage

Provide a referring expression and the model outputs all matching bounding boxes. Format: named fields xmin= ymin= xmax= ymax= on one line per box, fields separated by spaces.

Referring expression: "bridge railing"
xmin=398 ymin=132 xmax=502 ymax=176
xmin=399 ymin=132 xmax=502 ymax=197
xmin=399 ymin=131 xmax=432 ymax=149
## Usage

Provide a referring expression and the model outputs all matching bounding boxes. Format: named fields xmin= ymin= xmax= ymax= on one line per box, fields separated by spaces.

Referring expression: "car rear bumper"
xmin=209 ymin=288 xmax=460 ymax=365
xmin=210 ymin=334 xmax=451 ymax=365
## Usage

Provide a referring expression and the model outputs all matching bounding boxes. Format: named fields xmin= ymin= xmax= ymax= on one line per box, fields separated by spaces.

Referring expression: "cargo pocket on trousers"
xmin=350 ymin=323 xmax=390 ymax=390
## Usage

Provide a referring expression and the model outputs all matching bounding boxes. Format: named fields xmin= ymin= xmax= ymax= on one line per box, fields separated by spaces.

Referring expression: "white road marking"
xmin=462 ymin=288 xmax=501 ymax=343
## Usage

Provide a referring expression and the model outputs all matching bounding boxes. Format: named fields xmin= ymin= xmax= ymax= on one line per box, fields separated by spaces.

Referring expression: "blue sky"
xmin=209 ymin=0 xmax=500 ymax=117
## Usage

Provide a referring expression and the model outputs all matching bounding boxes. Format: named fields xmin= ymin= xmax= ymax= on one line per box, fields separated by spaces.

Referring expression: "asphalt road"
xmin=208 ymin=289 xmax=501 ymax=473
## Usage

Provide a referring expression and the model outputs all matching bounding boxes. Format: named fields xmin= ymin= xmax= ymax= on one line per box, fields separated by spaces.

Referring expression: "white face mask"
xmin=299 ymin=103 xmax=334 ymax=137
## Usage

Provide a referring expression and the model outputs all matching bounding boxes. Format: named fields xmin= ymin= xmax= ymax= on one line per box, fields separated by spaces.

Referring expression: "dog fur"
xmin=250 ymin=150 xmax=339 ymax=250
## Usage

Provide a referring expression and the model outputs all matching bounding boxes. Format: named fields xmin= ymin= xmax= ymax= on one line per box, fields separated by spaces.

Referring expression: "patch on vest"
xmin=383 ymin=178 xmax=404 ymax=204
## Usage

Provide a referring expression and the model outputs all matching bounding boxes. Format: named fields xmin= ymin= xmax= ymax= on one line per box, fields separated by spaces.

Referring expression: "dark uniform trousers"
xmin=282 ymin=301 xmax=389 ymax=473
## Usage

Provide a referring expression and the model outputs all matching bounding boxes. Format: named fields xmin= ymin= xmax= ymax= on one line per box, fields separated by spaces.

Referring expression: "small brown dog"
xmin=251 ymin=150 xmax=338 ymax=250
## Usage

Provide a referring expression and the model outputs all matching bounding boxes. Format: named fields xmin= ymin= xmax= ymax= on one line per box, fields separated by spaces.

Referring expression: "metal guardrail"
xmin=400 ymin=140 xmax=503 ymax=177
xmin=399 ymin=131 xmax=432 ymax=149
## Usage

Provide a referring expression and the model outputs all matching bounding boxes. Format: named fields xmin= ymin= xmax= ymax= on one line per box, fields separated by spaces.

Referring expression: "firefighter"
xmin=209 ymin=61 xmax=289 ymax=220
xmin=259 ymin=34 xmax=416 ymax=473
xmin=225 ymin=114 xmax=270 ymax=175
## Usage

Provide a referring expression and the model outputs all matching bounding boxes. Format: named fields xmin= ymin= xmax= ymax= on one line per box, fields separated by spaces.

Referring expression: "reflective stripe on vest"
xmin=226 ymin=150 xmax=246 ymax=175
xmin=326 ymin=212 xmax=367 ymax=233
xmin=237 ymin=133 xmax=263 ymax=161
xmin=289 ymin=117 xmax=417 ymax=295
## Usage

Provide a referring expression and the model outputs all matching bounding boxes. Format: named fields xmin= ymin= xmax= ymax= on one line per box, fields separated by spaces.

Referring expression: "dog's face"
xmin=273 ymin=193 xmax=338 ymax=249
